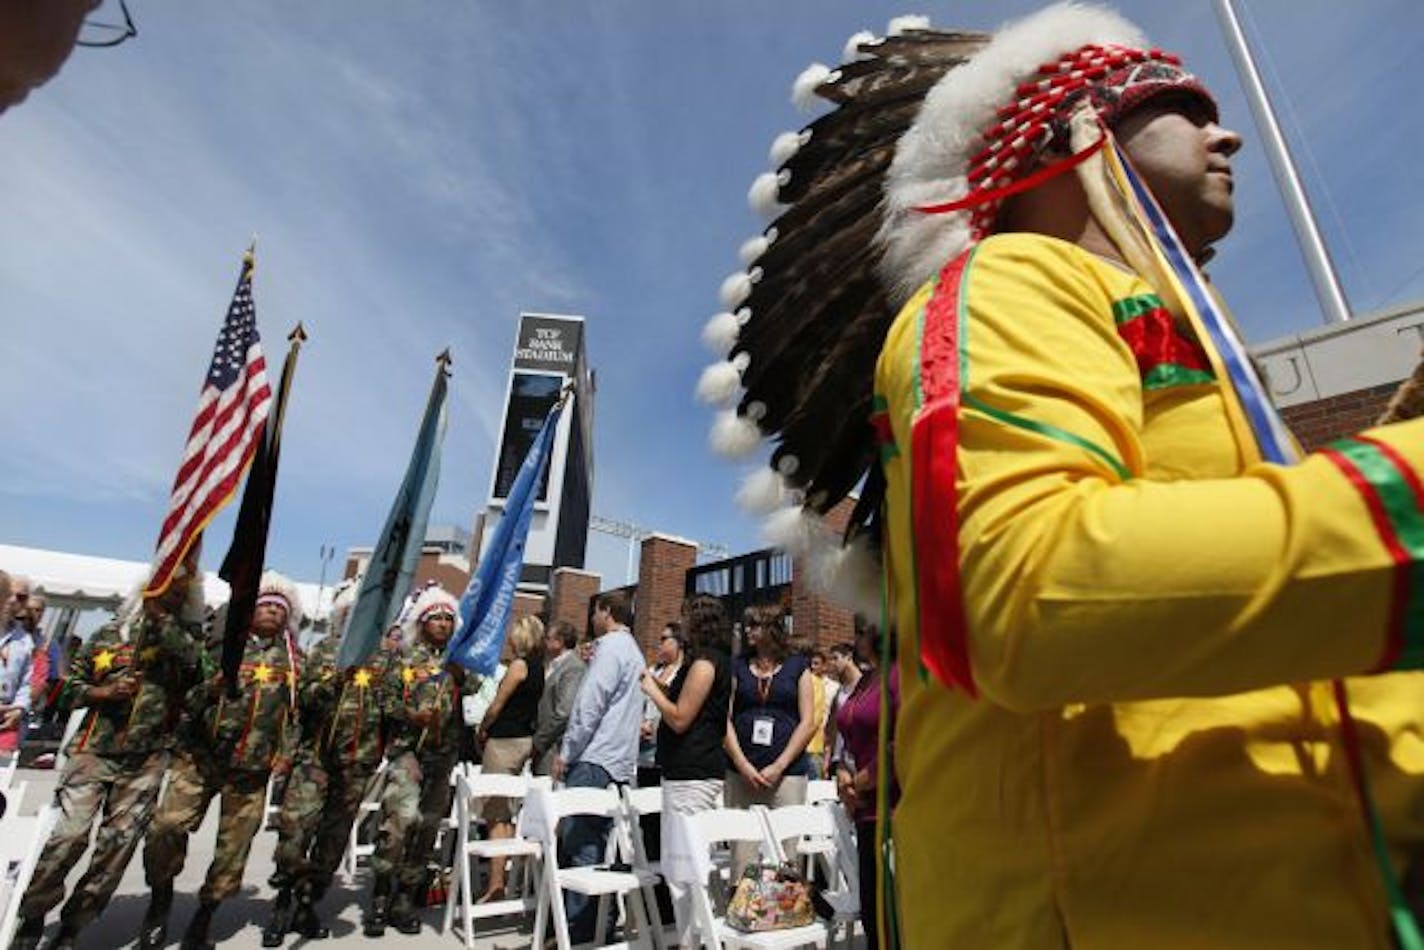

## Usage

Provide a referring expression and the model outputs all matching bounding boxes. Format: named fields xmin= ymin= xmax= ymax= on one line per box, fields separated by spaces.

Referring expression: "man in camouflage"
xmin=138 ymin=572 xmax=303 ymax=950
xmin=262 ymin=588 xmax=391 ymax=946
xmin=364 ymin=586 xmax=469 ymax=937
xmin=11 ymin=573 xmax=207 ymax=950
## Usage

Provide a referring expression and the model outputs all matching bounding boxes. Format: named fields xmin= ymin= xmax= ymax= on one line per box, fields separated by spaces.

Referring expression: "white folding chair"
xmin=804 ymin=779 xmax=837 ymax=807
xmin=674 ymin=807 xmax=828 ymax=950
xmin=762 ymin=804 xmax=857 ymax=948
xmin=343 ymin=759 xmax=389 ymax=880
xmin=0 ymin=798 xmax=54 ymax=949
xmin=620 ymin=786 xmax=677 ymax=944
xmin=442 ymin=770 xmax=542 ymax=948
xmin=526 ymin=785 xmax=665 ymax=950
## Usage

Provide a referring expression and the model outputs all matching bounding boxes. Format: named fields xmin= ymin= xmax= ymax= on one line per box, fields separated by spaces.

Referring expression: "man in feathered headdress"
xmin=363 ymin=584 xmax=469 ymax=937
xmin=138 ymin=571 xmax=303 ymax=950
xmin=12 ymin=565 xmax=208 ymax=950
xmin=699 ymin=4 xmax=1424 ymax=946
xmin=261 ymin=578 xmax=391 ymax=946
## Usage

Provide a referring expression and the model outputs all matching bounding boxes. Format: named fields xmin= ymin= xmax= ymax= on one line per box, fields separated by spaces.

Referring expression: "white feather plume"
xmin=738 ymin=235 xmax=770 ymax=267
xmin=702 ymin=311 xmax=741 ymax=354
xmin=696 ymin=360 xmax=742 ymax=405
xmin=710 ymin=410 xmax=763 ymax=458
xmin=843 ymin=30 xmax=877 ymax=62
xmin=748 ymin=171 xmax=789 ymax=219
xmin=791 ymin=62 xmax=832 ymax=111
xmin=719 ymin=271 xmax=753 ymax=309
xmin=762 ymin=505 xmax=820 ymax=557
xmin=768 ymin=130 xmax=808 ymax=166
xmin=887 ymin=14 xmax=931 ymax=35
xmin=736 ymin=467 xmax=788 ymax=514
xmin=811 ymin=536 xmax=884 ymax=619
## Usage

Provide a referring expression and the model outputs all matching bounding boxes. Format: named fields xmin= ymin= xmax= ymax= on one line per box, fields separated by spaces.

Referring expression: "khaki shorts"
xmin=479 ymin=736 xmax=533 ymax=823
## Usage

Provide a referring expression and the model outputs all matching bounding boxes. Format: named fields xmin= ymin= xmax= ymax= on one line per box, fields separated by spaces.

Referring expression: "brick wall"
xmin=633 ymin=534 xmax=698 ymax=658
xmin=790 ymin=497 xmax=857 ymax=651
xmin=341 ymin=549 xmax=471 ymax=595
xmin=1279 ymin=381 xmax=1399 ymax=451
xmin=549 ymin=567 xmax=601 ymax=639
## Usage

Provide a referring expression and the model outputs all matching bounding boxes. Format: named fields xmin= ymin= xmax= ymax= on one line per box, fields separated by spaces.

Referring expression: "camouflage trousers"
xmin=19 ymin=750 xmax=168 ymax=928
xmin=370 ymin=751 xmax=455 ymax=891
xmin=142 ymin=750 xmax=270 ymax=903
xmin=271 ymin=755 xmax=376 ymax=893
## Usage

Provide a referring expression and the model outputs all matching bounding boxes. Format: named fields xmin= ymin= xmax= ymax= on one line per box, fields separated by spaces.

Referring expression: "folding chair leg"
xmin=594 ymin=894 xmax=609 ymax=947
xmin=629 ymin=887 xmax=666 ymax=950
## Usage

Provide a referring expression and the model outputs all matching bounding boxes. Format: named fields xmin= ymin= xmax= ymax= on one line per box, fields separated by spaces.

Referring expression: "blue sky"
xmin=2 ymin=1 xmax=1422 ymax=591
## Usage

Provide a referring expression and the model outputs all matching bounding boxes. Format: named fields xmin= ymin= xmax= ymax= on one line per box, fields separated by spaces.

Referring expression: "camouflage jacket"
xmin=185 ymin=632 xmax=299 ymax=772
xmin=293 ymin=636 xmax=391 ymax=771
xmin=383 ymin=636 xmax=468 ymax=759
xmin=62 ymin=613 xmax=208 ymax=757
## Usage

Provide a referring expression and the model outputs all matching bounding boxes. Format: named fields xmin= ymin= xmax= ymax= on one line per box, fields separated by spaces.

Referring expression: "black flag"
xmin=218 ymin=322 xmax=306 ymax=690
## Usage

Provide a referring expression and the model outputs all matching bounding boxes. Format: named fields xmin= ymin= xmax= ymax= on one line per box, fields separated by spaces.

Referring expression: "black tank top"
xmin=488 ymin=659 xmax=545 ymax=739
xmin=656 ymin=648 xmax=732 ymax=780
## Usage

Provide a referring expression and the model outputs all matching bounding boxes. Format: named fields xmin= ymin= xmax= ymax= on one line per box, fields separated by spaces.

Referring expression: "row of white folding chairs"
xmin=667 ymin=801 xmax=860 ymax=950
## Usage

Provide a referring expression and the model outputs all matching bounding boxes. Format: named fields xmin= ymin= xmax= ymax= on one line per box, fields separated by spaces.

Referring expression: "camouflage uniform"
xmin=371 ymin=635 xmax=468 ymax=893
xmin=271 ymin=635 xmax=390 ymax=893
xmin=143 ymin=632 xmax=298 ymax=903
xmin=18 ymin=613 xmax=206 ymax=929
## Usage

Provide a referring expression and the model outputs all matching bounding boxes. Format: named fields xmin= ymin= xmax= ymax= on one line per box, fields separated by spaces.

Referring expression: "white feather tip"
xmin=696 ymin=361 xmax=742 ymax=405
xmin=701 ymin=311 xmax=741 ymax=354
xmin=842 ymin=30 xmax=877 ymax=62
xmin=813 ymin=539 xmax=883 ymax=619
xmin=791 ymin=62 xmax=832 ymax=111
xmin=710 ymin=411 xmax=762 ymax=458
xmin=769 ymin=130 xmax=806 ymax=166
xmin=736 ymin=467 xmax=788 ymax=514
xmin=886 ymin=15 xmax=930 ymax=35
xmin=719 ymin=271 xmax=753 ymax=309
xmin=748 ymin=171 xmax=787 ymax=219
xmin=738 ymin=235 xmax=770 ymax=267
xmin=762 ymin=506 xmax=818 ymax=556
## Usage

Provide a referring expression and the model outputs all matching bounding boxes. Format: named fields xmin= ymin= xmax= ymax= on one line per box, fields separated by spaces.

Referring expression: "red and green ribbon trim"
xmin=1320 ymin=435 xmax=1424 ymax=671
xmin=871 ymin=394 xmax=900 ymax=463
xmin=1112 ymin=293 xmax=1214 ymax=391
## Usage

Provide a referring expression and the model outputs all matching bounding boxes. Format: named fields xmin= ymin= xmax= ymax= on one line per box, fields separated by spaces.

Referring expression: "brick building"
xmin=1253 ymin=299 xmax=1424 ymax=449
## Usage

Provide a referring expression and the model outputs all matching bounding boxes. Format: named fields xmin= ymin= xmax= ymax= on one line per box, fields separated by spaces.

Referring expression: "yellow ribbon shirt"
xmin=875 ymin=232 xmax=1424 ymax=948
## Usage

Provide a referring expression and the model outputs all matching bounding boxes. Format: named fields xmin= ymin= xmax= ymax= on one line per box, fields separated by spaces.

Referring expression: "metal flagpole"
xmin=1213 ymin=0 xmax=1351 ymax=325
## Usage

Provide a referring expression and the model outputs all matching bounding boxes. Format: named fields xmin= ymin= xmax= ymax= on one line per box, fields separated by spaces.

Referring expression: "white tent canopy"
xmin=0 ymin=543 xmax=333 ymax=622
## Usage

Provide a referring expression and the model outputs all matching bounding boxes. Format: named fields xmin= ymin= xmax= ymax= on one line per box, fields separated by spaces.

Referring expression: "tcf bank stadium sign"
xmin=514 ymin=316 xmax=582 ymax=374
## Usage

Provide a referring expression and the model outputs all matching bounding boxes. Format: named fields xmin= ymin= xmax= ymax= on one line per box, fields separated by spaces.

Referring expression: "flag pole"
xmin=1212 ymin=0 xmax=1350 ymax=325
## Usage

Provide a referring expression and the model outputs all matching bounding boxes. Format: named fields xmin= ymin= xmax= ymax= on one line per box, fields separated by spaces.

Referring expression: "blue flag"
xmin=447 ymin=395 xmax=566 ymax=675
xmin=339 ymin=356 xmax=450 ymax=668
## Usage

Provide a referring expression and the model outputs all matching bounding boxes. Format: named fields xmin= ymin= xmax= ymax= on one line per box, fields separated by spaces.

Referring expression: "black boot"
xmin=45 ymin=923 xmax=80 ymax=950
xmin=362 ymin=874 xmax=391 ymax=938
xmin=179 ymin=900 xmax=218 ymax=950
xmin=260 ymin=888 xmax=293 ymax=947
xmin=136 ymin=882 xmax=173 ymax=950
xmin=10 ymin=917 xmax=43 ymax=950
xmin=291 ymin=882 xmax=330 ymax=940
xmin=388 ymin=887 xmax=422 ymax=936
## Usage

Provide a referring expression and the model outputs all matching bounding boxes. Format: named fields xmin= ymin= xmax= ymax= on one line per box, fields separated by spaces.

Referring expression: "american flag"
xmin=145 ymin=253 xmax=272 ymax=596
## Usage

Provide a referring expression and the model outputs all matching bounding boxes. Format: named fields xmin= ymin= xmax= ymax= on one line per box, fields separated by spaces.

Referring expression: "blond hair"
xmin=508 ymin=615 xmax=546 ymax=662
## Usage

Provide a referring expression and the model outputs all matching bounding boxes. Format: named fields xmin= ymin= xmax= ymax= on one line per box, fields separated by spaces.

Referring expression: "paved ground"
xmin=10 ymin=768 xmax=530 ymax=949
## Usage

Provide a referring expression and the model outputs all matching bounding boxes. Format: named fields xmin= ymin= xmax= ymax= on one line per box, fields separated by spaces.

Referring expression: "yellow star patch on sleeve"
xmin=253 ymin=662 xmax=273 ymax=684
xmin=401 ymin=666 xmax=416 ymax=684
xmin=354 ymin=668 xmax=373 ymax=688
xmin=93 ymin=649 xmax=115 ymax=674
